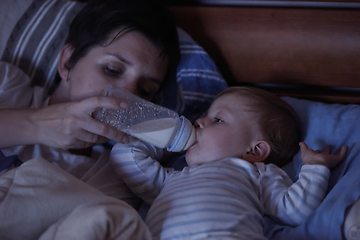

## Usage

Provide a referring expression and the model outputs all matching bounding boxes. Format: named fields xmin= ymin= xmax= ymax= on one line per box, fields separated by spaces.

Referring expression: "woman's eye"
xmin=137 ymin=87 xmax=151 ymax=99
xmin=103 ymin=65 xmax=123 ymax=76
xmin=137 ymin=85 xmax=157 ymax=100
xmin=137 ymin=80 xmax=161 ymax=101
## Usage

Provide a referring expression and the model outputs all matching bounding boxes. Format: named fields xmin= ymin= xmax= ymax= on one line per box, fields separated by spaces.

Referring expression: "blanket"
xmin=0 ymin=157 xmax=151 ymax=240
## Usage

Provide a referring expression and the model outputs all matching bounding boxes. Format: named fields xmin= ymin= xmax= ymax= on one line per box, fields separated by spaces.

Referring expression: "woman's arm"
xmin=0 ymin=97 xmax=130 ymax=149
xmin=0 ymin=108 xmax=39 ymax=148
xmin=0 ymin=61 xmax=130 ymax=149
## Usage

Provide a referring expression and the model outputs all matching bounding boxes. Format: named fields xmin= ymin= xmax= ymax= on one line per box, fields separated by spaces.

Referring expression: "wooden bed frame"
xmin=166 ymin=1 xmax=360 ymax=104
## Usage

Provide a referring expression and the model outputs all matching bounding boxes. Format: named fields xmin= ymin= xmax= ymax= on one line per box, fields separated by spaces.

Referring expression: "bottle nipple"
xmin=183 ymin=126 xmax=196 ymax=150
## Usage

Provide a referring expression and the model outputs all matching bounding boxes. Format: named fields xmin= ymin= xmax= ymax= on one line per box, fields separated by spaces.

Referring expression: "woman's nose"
xmin=119 ymin=81 xmax=137 ymax=95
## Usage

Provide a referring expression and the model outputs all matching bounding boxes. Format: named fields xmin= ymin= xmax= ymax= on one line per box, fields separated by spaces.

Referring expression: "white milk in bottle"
xmin=129 ymin=118 xmax=177 ymax=149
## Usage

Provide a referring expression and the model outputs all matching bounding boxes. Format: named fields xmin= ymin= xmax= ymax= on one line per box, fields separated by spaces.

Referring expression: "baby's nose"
xmin=194 ymin=118 xmax=204 ymax=128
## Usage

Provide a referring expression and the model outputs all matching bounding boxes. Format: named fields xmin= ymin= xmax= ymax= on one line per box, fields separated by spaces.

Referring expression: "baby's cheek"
xmin=185 ymin=145 xmax=208 ymax=166
xmin=185 ymin=147 xmax=196 ymax=161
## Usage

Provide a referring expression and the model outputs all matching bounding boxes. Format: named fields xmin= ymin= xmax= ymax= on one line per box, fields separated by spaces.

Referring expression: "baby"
xmin=110 ymin=86 xmax=347 ymax=240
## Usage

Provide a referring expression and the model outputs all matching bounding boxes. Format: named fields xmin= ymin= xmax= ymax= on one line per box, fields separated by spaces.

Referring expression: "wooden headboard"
xmin=166 ymin=1 xmax=360 ymax=104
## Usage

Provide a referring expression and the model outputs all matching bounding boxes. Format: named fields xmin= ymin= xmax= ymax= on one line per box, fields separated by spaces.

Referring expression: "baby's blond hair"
xmin=216 ymin=86 xmax=301 ymax=167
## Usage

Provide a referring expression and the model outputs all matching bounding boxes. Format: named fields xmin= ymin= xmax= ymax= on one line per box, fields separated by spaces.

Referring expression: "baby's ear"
xmin=243 ymin=141 xmax=271 ymax=163
xmin=57 ymin=44 xmax=74 ymax=81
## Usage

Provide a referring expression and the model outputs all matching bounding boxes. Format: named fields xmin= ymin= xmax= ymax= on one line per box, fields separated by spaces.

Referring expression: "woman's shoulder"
xmin=0 ymin=61 xmax=34 ymax=108
xmin=0 ymin=61 xmax=31 ymax=88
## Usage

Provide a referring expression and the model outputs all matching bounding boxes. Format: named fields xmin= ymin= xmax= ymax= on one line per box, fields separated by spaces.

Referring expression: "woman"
xmin=0 ymin=0 xmax=179 ymax=239
xmin=1 ymin=0 xmax=179 ymax=149
xmin=0 ymin=0 xmax=179 ymax=202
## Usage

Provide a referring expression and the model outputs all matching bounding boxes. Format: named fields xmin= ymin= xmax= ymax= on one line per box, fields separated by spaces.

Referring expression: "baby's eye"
xmin=214 ymin=117 xmax=224 ymax=123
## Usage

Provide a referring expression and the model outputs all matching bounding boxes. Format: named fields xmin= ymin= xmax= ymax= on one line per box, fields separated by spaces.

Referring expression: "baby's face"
xmin=185 ymin=93 xmax=263 ymax=167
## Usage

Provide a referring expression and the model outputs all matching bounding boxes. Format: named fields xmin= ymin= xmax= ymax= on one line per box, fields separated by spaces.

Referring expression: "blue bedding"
xmin=265 ymin=97 xmax=360 ymax=240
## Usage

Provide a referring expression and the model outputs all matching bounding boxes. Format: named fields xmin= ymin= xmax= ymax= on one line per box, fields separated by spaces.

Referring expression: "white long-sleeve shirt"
xmin=111 ymin=138 xmax=330 ymax=240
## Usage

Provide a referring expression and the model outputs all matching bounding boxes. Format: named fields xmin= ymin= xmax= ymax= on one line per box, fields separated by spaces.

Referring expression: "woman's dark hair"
xmin=65 ymin=0 xmax=180 ymax=76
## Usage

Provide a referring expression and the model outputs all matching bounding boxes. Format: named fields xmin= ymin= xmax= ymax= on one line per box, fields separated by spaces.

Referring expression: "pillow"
xmin=264 ymin=97 xmax=360 ymax=240
xmin=1 ymin=0 xmax=227 ymax=123
xmin=153 ymin=28 xmax=227 ymax=122
xmin=1 ymin=0 xmax=85 ymax=93
xmin=0 ymin=0 xmax=32 ymax=59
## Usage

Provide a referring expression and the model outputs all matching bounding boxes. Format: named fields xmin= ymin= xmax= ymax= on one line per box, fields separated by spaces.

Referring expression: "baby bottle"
xmin=95 ymin=86 xmax=196 ymax=152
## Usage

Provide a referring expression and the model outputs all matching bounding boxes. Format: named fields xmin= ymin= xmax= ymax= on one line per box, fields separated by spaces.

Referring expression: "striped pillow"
xmin=154 ymin=28 xmax=227 ymax=122
xmin=1 ymin=0 xmax=84 ymax=95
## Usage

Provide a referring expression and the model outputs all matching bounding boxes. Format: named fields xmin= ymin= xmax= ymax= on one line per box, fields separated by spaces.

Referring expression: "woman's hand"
xmin=299 ymin=142 xmax=348 ymax=169
xmin=30 ymin=96 xmax=130 ymax=149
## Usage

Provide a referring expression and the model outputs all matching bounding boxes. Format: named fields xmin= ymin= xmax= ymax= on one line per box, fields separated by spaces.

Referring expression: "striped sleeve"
xmin=259 ymin=164 xmax=330 ymax=226
xmin=110 ymin=138 xmax=173 ymax=205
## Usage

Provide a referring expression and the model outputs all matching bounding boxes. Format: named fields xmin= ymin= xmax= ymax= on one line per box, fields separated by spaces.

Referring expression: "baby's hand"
xmin=299 ymin=142 xmax=348 ymax=169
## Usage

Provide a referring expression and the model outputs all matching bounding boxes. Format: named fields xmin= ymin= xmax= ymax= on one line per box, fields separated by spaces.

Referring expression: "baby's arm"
xmin=263 ymin=142 xmax=347 ymax=226
xmin=110 ymin=137 xmax=173 ymax=204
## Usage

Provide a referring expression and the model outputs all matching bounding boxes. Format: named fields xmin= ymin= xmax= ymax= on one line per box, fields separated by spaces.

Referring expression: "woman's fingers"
xmin=79 ymin=96 xmax=128 ymax=116
xmin=69 ymin=96 xmax=130 ymax=144
xmin=29 ymin=96 xmax=127 ymax=149
xmin=75 ymin=120 xmax=129 ymax=145
xmin=31 ymin=96 xmax=130 ymax=149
